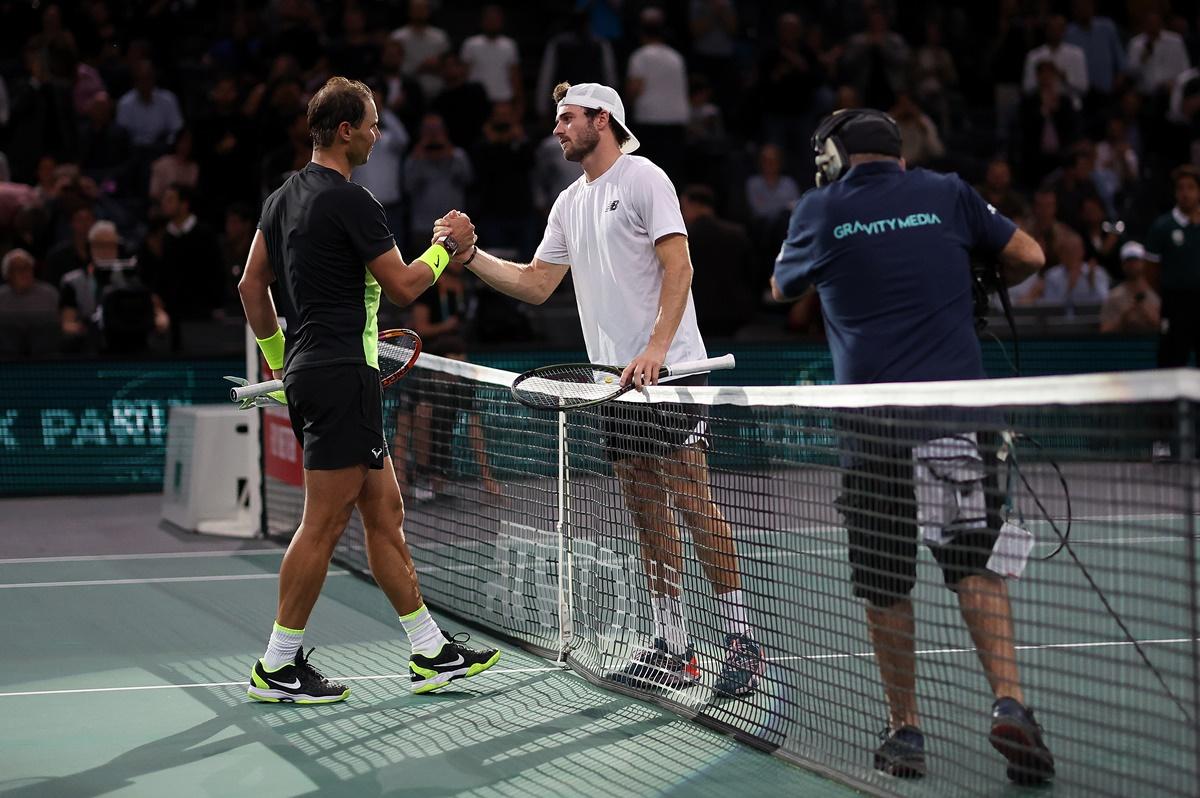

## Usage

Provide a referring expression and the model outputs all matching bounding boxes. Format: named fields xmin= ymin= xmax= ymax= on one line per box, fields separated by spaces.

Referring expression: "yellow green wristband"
xmin=416 ymin=244 xmax=450 ymax=283
xmin=256 ymin=328 xmax=286 ymax=371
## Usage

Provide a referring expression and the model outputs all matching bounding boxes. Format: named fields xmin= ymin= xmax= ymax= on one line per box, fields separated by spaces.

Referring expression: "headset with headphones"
xmin=811 ymin=108 xmax=902 ymax=187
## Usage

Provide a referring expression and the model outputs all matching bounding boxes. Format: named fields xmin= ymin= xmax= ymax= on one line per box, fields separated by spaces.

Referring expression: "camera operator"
xmin=770 ymin=109 xmax=1054 ymax=784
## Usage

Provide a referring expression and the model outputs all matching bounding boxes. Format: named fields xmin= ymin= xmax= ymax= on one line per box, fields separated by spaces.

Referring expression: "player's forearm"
xmin=466 ymin=248 xmax=553 ymax=304
xmin=646 ymin=260 xmax=692 ymax=354
xmin=238 ymin=280 xmax=280 ymax=340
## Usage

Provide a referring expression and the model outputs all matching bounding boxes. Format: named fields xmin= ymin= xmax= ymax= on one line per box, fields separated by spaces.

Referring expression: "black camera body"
xmin=971 ymin=259 xmax=1004 ymax=332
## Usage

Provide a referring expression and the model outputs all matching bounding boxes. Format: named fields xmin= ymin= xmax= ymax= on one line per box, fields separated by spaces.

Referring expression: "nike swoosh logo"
xmin=440 ymin=654 xmax=464 ymax=667
xmin=267 ymin=676 xmax=301 ymax=689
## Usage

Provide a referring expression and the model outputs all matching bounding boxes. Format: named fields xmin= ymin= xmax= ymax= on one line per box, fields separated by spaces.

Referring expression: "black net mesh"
xmin=262 ymin=355 xmax=1200 ymax=797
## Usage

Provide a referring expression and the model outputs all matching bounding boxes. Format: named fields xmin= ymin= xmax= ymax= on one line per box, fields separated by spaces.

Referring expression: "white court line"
xmin=0 ymin=666 xmax=565 ymax=699
xmin=769 ymin=637 xmax=1199 ymax=663
xmin=0 ymin=572 xmax=350 ymax=590
xmin=0 ymin=549 xmax=285 ymax=565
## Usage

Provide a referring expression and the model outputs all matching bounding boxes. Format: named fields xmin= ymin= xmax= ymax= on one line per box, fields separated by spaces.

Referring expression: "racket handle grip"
xmin=231 ymin=379 xmax=284 ymax=401
xmin=662 ymin=354 xmax=736 ymax=378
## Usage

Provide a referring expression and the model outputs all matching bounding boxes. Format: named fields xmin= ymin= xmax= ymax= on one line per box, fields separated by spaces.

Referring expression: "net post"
xmin=555 ymin=409 xmax=573 ymax=660
xmin=244 ymin=322 xmax=264 ymax=537
xmin=1181 ymin=397 xmax=1200 ymax=790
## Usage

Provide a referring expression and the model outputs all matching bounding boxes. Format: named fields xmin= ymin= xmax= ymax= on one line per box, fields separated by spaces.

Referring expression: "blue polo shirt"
xmin=773 ymin=162 xmax=1017 ymax=385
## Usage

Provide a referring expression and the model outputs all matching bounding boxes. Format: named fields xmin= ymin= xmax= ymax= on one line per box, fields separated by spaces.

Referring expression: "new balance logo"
xmin=371 ymin=447 xmax=383 ymax=458
xmin=606 ymin=200 xmax=620 ymax=212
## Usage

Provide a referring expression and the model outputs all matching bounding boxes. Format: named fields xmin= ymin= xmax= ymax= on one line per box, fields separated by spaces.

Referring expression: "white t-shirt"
xmin=461 ymin=34 xmax=519 ymax=102
xmin=627 ymin=43 xmax=689 ymax=125
xmin=534 ymin=155 xmax=706 ymax=367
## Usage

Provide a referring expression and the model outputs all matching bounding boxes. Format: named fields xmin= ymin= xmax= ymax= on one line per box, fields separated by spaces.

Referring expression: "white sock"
xmin=652 ymin=593 xmax=689 ymax=655
xmin=262 ymin=621 xmax=304 ymax=670
xmin=716 ymin=589 xmax=750 ymax=639
xmin=400 ymin=605 xmax=445 ymax=657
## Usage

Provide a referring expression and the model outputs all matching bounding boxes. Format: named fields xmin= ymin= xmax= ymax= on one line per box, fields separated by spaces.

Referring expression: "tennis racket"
xmin=225 ymin=328 xmax=422 ymax=408
xmin=510 ymin=354 xmax=735 ymax=411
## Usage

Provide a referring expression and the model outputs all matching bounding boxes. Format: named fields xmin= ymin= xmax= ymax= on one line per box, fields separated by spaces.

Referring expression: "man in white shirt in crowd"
xmin=625 ymin=7 xmax=689 ymax=182
xmin=115 ymin=59 xmax=184 ymax=151
xmin=435 ymin=82 xmax=764 ymax=699
xmin=390 ymin=0 xmax=450 ymax=100
xmin=1127 ymin=11 xmax=1191 ymax=98
xmin=1022 ymin=14 xmax=1089 ymax=100
xmin=461 ymin=5 xmax=524 ymax=116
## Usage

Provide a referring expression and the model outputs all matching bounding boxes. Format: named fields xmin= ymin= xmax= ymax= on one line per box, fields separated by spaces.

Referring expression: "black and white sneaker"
xmin=409 ymin=631 xmax=501 ymax=694
xmin=605 ymin=637 xmax=701 ymax=691
xmin=247 ymin=648 xmax=349 ymax=704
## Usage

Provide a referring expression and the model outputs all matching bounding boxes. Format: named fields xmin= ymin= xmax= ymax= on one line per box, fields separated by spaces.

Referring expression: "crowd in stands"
xmin=0 ymin=0 xmax=1198 ymax=358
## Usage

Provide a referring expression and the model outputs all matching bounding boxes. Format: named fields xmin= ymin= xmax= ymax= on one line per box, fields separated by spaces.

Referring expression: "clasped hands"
xmin=432 ymin=209 xmax=477 ymax=263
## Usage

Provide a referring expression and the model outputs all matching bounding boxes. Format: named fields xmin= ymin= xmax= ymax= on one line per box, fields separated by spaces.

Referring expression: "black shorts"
xmin=836 ymin=433 xmax=1003 ymax=606
xmin=598 ymin=374 xmax=710 ymax=462
xmin=285 ymin=363 xmax=388 ymax=470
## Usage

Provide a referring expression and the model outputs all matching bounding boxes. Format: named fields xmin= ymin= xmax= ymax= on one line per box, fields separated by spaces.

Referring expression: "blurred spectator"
xmin=1078 ymin=195 xmax=1122 ymax=283
xmin=626 ymin=7 xmax=688 ymax=183
xmin=1022 ymin=14 xmax=1088 ymax=100
xmin=329 ymin=5 xmax=379 ymax=80
xmin=260 ymin=109 xmax=311 ymax=199
xmin=390 ymin=0 xmax=450 ymax=100
xmin=1128 ymin=12 xmax=1190 ymax=99
xmin=114 ymin=59 xmax=182 ymax=151
xmin=352 ymin=85 xmax=410 ymax=249
xmin=43 ymin=204 xmax=95 ymax=286
xmin=1144 ymin=165 xmax=1200 ymax=369
xmin=1095 ymin=117 xmax=1139 ymax=211
xmin=148 ymin=129 xmax=198 ymax=203
xmin=745 ymin=143 xmax=799 ymax=225
xmin=404 ymin=113 xmax=472 ymax=250
xmin=221 ymin=201 xmax=256 ymax=293
xmin=681 ymin=184 xmax=754 ymax=338
xmin=1040 ymin=232 xmax=1111 ymax=308
xmin=461 ymin=5 xmax=523 ymax=114
xmin=471 ymin=102 xmax=534 ymax=254
xmin=153 ymin=184 xmax=226 ymax=350
xmin=531 ymin=133 xmax=582 ymax=218
xmin=431 ymin=52 xmax=489 ymax=150
xmin=840 ymin=8 xmax=910 ymax=110
xmin=1047 ymin=141 xmax=1102 ymax=231
xmin=1168 ymin=66 xmax=1200 ymax=128
xmin=913 ymin=20 xmax=958 ymax=133
xmin=684 ymin=73 xmax=727 ymax=188
xmin=8 ymin=43 xmax=79 ymax=183
xmin=976 ymin=157 xmax=1029 ymax=222
xmin=1064 ymin=0 xmax=1124 ymax=99
xmin=193 ymin=76 xmax=256 ymax=213
xmin=1025 ymin=187 xmax=1075 ymax=262
xmin=378 ymin=38 xmax=426 ymax=134
xmin=536 ymin=11 xmax=618 ymax=114
xmin=1016 ymin=59 xmax=1082 ymax=187
xmin=989 ymin=0 xmax=1034 ymax=144
xmin=687 ymin=0 xmax=738 ymax=108
xmin=59 ymin=219 xmax=117 ymax=351
xmin=757 ymin=13 xmax=825 ymax=151
xmin=78 ymin=90 xmax=132 ymax=196
xmin=0 ymin=248 xmax=59 ymax=357
xmin=890 ymin=93 xmax=944 ymax=167
xmin=1100 ymin=241 xmax=1160 ymax=334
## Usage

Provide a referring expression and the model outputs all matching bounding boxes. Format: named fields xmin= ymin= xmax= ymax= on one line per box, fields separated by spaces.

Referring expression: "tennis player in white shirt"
xmin=434 ymin=81 xmax=763 ymax=698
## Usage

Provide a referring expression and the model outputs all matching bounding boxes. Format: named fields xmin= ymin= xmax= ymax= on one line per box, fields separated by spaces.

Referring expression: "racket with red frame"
xmin=225 ymin=328 xmax=423 ymax=408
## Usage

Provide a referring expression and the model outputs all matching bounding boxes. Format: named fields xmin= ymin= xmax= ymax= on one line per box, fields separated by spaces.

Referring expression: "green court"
xmin=0 ymin=495 xmax=855 ymax=798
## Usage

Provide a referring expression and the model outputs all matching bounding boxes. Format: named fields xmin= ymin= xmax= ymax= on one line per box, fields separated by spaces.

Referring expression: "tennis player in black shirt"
xmin=239 ymin=76 xmax=498 ymax=703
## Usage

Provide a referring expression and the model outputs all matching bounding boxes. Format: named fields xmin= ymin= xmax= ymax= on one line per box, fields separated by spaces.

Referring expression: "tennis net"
xmin=260 ymin=355 xmax=1200 ymax=797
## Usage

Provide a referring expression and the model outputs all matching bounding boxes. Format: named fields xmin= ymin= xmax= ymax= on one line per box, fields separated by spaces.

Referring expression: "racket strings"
xmin=378 ymin=335 xmax=419 ymax=381
xmin=513 ymin=367 xmax=623 ymax=409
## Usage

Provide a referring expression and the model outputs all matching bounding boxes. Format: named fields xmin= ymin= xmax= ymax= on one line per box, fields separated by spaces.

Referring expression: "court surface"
xmin=0 ymin=495 xmax=856 ymax=798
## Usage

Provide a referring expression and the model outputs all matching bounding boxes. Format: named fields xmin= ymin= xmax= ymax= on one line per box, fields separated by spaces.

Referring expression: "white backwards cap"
xmin=556 ymin=83 xmax=640 ymax=154
xmin=1119 ymin=241 xmax=1145 ymax=261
